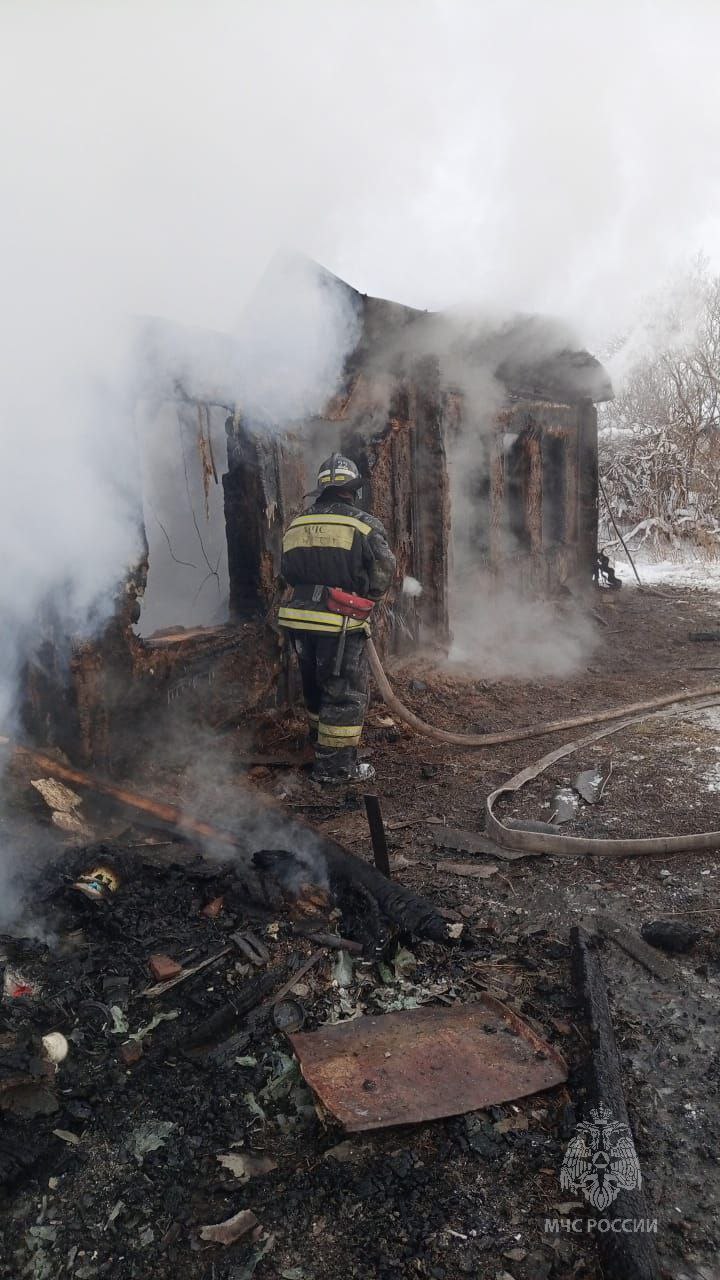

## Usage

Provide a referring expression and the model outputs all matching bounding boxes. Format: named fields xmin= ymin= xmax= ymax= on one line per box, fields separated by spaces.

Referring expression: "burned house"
xmin=23 ymin=261 xmax=611 ymax=768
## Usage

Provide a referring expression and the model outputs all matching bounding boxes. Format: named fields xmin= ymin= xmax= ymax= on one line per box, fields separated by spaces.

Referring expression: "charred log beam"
xmin=322 ymin=843 xmax=453 ymax=943
xmin=571 ymin=926 xmax=661 ymax=1280
xmin=4 ymin=742 xmax=457 ymax=944
xmin=181 ymin=968 xmax=279 ymax=1051
xmin=298 ymin=931 xmax=364 ymax=955
xmin=595 ymin=913 xmax=674 ymax=983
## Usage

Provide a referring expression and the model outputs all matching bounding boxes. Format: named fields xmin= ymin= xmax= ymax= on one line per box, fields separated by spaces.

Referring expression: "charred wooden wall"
xmin=21 ymin=377 xmax=599 ymax=771
xmin=324 ymin=357 xmax=451 ymax=650
xmin=467 ymin=399 xmax=593 ymax=594
xmin=223 ymin=420 xmax=306 ymax=619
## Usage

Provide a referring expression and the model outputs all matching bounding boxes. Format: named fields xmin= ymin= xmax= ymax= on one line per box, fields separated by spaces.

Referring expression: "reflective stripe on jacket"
xmin=278 ymin=499 xmax=396 ymax=632
xmin=277 ymin=607 xmax=369 ymax=634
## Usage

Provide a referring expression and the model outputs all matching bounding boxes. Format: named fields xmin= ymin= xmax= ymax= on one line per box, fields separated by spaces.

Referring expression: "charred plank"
xmin=571 ymin=926 xmax=661 ymax=1280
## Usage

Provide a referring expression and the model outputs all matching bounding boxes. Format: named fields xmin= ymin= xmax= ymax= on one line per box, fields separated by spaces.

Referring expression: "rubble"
xmin=148 ymin=954 xmax=182 ymax=983
xmin=216 ymin=1152 xmax=277 ymax=1182
xmin=641 ymin=918 xmax=701 ymax=953
xmin=200 ymin=896 xmax=224 ymax=918
xmin=573 ymin=767 xmax=605 ymax=804
xmin=0 ymin=813 xmax=592 ymax=1277
xmin=594 ymin=913 xmax=675 ymax=982
xmin=30 ymin=778 xmax=94 ymax=840
xmin=231 ymin=930 xmax=270 ymax=966
xmin=198 ymin=1207 xmax=259 ymax=1245
xmin=551 ymin=786 xmax=580 ymax=823
xmin=118 ymin=1040 xmax=143 ymax=1067
xmin=143 ymin=948 xmax=231 ymax=997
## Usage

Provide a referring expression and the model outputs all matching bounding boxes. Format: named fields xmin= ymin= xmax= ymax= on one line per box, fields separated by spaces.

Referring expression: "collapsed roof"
xmin=134 ymin=254 xmax=612 ymax=417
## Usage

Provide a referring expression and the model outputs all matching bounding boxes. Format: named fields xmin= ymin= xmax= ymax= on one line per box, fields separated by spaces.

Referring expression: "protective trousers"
xmin=291 ymin=631 xmax=369 ymax=774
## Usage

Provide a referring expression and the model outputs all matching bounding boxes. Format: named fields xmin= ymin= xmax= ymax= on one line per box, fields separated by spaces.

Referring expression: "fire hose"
xmin=367 ymin=639 xmax=720 ymax=856
xmin=5 ymin=644 xmax=720 ymax=861
xmin=367 ymin=637 xmax=720 ymax=748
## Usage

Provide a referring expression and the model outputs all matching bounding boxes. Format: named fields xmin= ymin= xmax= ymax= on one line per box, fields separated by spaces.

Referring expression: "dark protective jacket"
xmin=278 ymin=498 xmax=396 ymax=633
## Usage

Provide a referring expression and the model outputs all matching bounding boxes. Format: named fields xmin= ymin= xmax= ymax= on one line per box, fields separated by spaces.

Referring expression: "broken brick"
xmin=148 ymin=954 xmax=182 ymax=982
xmin=118 ymin=1041 xmax=143 ymax=1067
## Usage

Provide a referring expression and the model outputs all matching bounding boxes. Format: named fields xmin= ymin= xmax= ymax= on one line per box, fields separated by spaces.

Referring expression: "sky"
xmin=1 ymin=0 xmax=720 ymax=717
xmin=3 ymin=0 xmax=720 ymax=342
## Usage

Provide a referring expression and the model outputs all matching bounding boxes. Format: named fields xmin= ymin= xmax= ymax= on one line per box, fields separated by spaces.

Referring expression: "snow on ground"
xmin=690 ymin=706 xmax=720 ymax=794
xmin=614 ymin=555 xmax=720 ymax=590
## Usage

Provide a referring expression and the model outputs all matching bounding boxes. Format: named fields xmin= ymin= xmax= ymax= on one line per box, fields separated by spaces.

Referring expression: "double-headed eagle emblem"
xmin=560 ymin=1105 xmax=641 ymax=1211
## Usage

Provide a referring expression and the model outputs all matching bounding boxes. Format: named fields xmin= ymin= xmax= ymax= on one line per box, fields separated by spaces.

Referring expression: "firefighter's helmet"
xmin=315 ymin=453 xmax=363 ymax=493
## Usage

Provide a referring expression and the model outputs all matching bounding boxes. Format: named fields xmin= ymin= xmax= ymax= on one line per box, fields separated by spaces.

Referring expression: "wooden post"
xmin=363 ymin=793 xmax=391 ymax=878
xmin=571 ymin=927 xmax=661 ymax=1280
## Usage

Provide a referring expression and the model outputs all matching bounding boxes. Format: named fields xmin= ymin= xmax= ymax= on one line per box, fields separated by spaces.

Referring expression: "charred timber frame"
xmin=483 ymin=400 xmax=594 ymax=593
xmin=20 ymin=374 xmax=600 ymax=769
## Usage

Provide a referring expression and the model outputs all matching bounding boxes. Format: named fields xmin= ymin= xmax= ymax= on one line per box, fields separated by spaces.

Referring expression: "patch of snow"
xmin=703 ymin=761 xmax=720 ymax=793
xmin=614 ymin=557 xmax=720 ymax=590
xmin=693 ymin=706 xmax=720 ymax=732
xmin=688 ymin=707 xmax=720 ymax=792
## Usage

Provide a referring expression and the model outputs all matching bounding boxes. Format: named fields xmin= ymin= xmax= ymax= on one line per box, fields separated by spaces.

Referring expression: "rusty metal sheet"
xmin=290 ymin=995 xmax=567 ymax=1132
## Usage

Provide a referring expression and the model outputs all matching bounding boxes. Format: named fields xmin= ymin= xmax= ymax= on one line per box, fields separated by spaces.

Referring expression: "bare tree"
xmin=599 ymin=258 xmax=720 ymax=554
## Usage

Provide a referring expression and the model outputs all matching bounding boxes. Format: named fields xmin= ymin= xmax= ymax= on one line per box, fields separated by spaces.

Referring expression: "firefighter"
xmin=278 ymin=453 xmax=396 ymax=783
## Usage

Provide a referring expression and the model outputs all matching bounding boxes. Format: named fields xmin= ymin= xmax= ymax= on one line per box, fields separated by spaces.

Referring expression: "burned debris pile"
xmin=0 ymin=830 xmax=586 ymax=1280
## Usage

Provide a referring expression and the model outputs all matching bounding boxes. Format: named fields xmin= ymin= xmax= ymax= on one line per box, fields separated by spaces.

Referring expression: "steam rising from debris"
xmin=174 ymin=738 xmax=330 ymax=891
xmin=2 ymin=1 xmax=720 ymax=719
xmin=449 ymin=581 xmax=597 ymax=679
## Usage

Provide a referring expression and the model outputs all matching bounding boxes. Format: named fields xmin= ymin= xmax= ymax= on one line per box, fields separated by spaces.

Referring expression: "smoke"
xmin=234 ymin=256 xmax=362 ymax=428
xmin=449 ymin=580 xmax=597 ymax=678
xmin=2 ymin=0 xmax=720 ymax=719
xmin=168 ymin=725 xmax=331 ymax=891
xmin=0 ymin=316 xmax=142 ymax=724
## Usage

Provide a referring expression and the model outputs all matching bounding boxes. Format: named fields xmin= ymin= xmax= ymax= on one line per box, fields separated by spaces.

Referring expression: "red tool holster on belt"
xmin=326 ymin=588 xmax=375 ymax=676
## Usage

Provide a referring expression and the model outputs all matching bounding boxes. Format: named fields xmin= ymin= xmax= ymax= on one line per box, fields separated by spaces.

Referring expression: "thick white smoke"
xmin=2 ymin=0 xmax=720 ymax=717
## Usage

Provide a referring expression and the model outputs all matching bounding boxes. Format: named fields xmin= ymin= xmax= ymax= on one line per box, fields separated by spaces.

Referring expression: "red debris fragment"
xmin=118 ymin=1041 xmax=143 ymax=1067
xmin=3 ymin=969 xmax=38 ymax=999
xmin=148 ymin=954 xmax=182 ymax=983
xmin=8 ymin=980 xmax=35 ymax=999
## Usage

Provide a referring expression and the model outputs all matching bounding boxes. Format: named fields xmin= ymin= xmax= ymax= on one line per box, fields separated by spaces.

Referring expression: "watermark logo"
xmin=559 ymin=1104 xmax=641 ymax=1211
